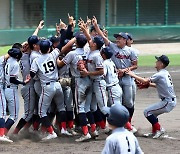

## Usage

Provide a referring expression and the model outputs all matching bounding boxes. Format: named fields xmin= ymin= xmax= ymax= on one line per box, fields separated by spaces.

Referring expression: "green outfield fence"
xmin=1 ymin=0 xmax=180 ymax=45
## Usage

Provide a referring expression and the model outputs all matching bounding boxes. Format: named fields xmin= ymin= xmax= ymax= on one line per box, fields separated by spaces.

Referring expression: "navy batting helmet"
xmin=107 ymin=104 xmax=129 ymax=127
xmin=8 ymin=48 xmax=22 ymax=60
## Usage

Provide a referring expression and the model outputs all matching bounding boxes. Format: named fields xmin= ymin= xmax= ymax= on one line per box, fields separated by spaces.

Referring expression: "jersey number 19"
xmin=43 ymin=61 xmax=55 ymax=74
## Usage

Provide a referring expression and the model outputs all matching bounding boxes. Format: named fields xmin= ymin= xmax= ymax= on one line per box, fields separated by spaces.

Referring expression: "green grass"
xmin=0 ymin=46 xmax=11 ymax=56
xmin=0 ymin=46 xmax=180 ymax=66
xmin=138 ymin=54 xmax=180 ymax=66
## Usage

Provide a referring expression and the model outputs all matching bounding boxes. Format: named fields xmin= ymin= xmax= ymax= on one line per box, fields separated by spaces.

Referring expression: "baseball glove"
xmin=135 ymin=80 xmax=150 ymax=89
xmin=59 ymin=77 xmax=71 ymax=87
xmin=77 ymin=60 xmax=86 ymax=71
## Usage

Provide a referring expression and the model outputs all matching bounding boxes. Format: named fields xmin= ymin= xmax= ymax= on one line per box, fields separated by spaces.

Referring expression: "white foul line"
xmin=136 ymin=70 xmax=180 ymax=75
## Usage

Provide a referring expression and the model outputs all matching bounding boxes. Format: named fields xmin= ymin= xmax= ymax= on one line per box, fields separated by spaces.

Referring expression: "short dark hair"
xmin=76 ymin=34 xmax=87 ymax=48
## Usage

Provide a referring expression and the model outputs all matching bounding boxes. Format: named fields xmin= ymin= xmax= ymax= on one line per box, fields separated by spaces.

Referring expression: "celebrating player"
xmin=126 ymin=55 xmax=176 ymax=138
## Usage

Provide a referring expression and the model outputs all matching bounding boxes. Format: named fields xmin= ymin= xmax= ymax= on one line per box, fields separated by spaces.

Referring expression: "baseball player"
xmin=100 ymin=47 xmax=122 ymax=106
xmin=4 ymin=48 xmax=30 ymax=135
xmin=0 ymin=53 xmax=13 ymax=143
xmin=126 ymin=33 xmax=140 ymax=123
xmin=13 ymin=42 xmax=36 ymax=134
xmin=92 ymin=17 xmax=137 ymax=133
xmin=57 ymin=33 xmax=98 ymax=142
xmin=30 ymin=40 xmax=69 ymax=140
xmin=28 ymin=35 xmax=42 ymax=130
xmin=126 ymin=55 xmax=176 ymax=138
xmin=79 ymin=24 xmax=110 ymax=129
xmin=102 ymin=103 xmax=144 ymax=154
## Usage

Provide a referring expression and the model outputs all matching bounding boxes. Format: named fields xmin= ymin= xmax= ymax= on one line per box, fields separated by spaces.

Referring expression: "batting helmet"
xmin=107 ymin=104 xmax=129 ymax=127
xmin=8 ymin=48 xmax=22 ymax=60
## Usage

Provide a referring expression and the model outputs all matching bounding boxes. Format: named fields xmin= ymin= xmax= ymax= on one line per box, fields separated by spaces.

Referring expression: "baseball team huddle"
xmin=0 ymin=14 xmax=177 ymax=154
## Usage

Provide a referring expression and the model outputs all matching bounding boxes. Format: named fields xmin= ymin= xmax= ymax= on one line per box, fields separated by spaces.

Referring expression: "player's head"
xmin=125 ymin=33 xmax=134 ymax=47
xmin=8 ymin=48 xmax=22 ymax=60
xmin=40 ymin=40 xmax=52 ymax=54
xmin=90 ymin=36 xmax=104 ymax=51
xmin=49 ymin=36 xmax=60 ymax=48
xmin=12 ymin=43 xmax=23 ymax=51
xmin=155 ymin=55 xmax=170 ymax=70
xmin=90 ymin=25 xmax=103 ymax=37
xmin=113 ymin=32 xmax=128 ymax=48
xmin=28 ymin=35 xmax=41 ymax=51
xmin=100 ymin=47 xmax=113 ymax=60
xmin=107 ymin=104 xmax=129 ymax=128
xmin=75 ymin=32 xmax=87 ymax=48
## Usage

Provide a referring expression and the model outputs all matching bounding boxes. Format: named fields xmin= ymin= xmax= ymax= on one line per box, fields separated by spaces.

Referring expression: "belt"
xmin=161 ymin=97 xmax=175 ymax=101
xmin=46 ymin=81 xmax=58 ymax=85
xmin=6 ymin=85 xmax=18 ymax=89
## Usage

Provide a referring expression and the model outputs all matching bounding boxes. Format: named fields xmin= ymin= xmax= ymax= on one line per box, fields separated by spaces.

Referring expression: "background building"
xmin=0 ymin=0 xmax=180 ymax=45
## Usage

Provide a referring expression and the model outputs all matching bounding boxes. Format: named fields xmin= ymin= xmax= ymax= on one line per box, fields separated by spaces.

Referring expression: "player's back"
xmin=103 ymin=59 xmax=119 ymax=87
xmin=5 ymin=57 xmax=19 ymax=87
xmin=102 ymin=128 xmax=143 ymax=154
xmin=33 ymin=50 xmax=59 ymax=85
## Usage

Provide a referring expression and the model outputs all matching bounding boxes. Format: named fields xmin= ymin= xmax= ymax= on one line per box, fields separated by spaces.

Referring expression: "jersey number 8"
xmin=43 ymin=61 xmax=55 ymax=74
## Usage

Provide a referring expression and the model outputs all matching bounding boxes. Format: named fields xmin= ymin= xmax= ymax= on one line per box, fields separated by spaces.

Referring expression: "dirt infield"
xmin=0 ymin=66 xmax=179 ymax=154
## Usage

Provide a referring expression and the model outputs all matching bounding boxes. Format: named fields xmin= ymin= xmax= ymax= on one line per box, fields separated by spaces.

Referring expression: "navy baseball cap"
xmin=113 ymin=32 xmax=128 ymax=40
xmin=101 ymin=47 xmax=113 ymax=59
xmin=126 ymin=33 xmax=133 ymax=40
xmin=49 ymin=36 xmax=60 ymax=44
xmin=28 ymin=35 xmax=41 ymax=45
xmin=155 ymin=55 xmax=170 ymax=66
xmin=92 ymin=36 xmax=104 ymax=49
xmin=40 ymin=40 xmax=52 ymax=53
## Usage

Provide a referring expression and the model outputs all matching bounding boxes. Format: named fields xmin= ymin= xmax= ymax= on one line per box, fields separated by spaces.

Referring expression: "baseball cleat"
xmin=0 ymin=135 xmax=13 ymax=143
xmin=143 ymin=132 xmax=154 ymax=137
xmin=153 ymin=128 xmax=165 ymax=139
xmin=130 ymin=126 xmax=137 ymax=134
xmin=61 ymin=128 xmax=72 ymax=136
xmin=75 ymin=133 xmax=91 ymax=142
xmin=91 ymin=130 xmax=99 ymax=139
xmin=42 ymin=131 xmax=57 ymax=140
xmin=67 ymin=128 xmax=79 ymax=136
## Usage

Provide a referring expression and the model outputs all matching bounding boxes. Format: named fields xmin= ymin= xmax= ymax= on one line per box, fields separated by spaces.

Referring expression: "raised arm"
xmin=33 ymin=20 xmax=44 ymax=36
xmin=92 ymin=16 xmax=110 ymax=46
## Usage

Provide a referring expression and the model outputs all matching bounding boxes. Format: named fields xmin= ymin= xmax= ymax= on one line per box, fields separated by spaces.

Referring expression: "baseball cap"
xmin=126 ymin=33 xmax=133 ymax=40
xmin=101 ymin=47 xmax=113 ymax=59
xmin=155 ymin=55 xmax=170 ymax=67
xmin=113 ymin=32 xmax=128 ymax=40
xmin=49 ymin=36 xmax=60 ymax=44
xmin=92 ymin=36 xmax=104 ymax=49
xmin=40 ymin=40 xmax=52 ymax=53
xmin=28 ymin=35 xmax=41 ymax=45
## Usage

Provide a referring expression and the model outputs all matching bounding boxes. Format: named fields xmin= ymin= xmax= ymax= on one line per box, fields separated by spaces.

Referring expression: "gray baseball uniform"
xmin=31 ymin=48 xmax=65 ymax=118
xmin=87 ymin=50 xmax=108 ymax=115
xmin=30 ymin=50 xmax=42 ymax=96
xmin=0 ymin=56 xmax=6 ymax=119
xmin=62 ymin=48 xmax=92 ymax=114
xmin=109 ymin=42 xmax=138 ymax=108
xmin=29 ymin=50 xmax=41 ymax=116
xmin=103 ymin=59 xmax=122 ymax=106
xmin=4 ymin=57 xmax=20 ymax=122
xmin=19 ymin=53 xmax=35 ymax=122
xmin=102 ymin=127 xmax=144 ymax=154
xmin=144 ymin=69 xmax=176 ymax=118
